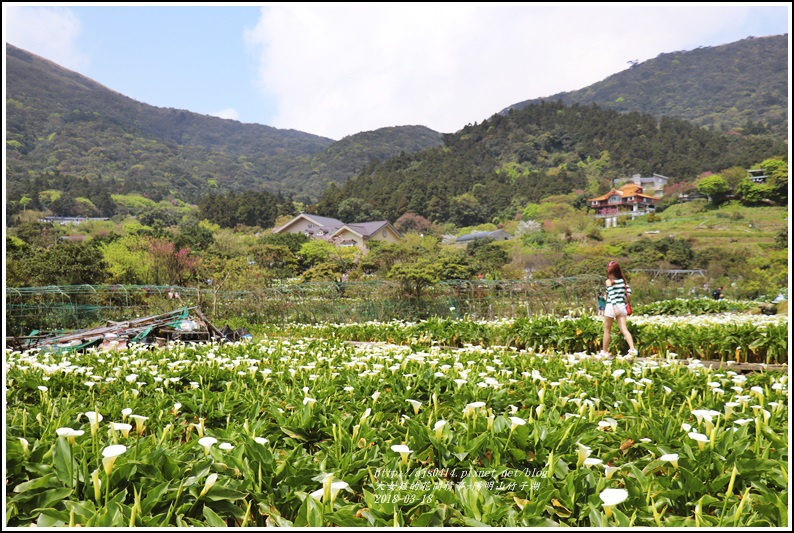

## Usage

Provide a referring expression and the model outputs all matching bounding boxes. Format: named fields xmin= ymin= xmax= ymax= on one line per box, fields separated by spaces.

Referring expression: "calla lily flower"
xmin=101 ymin=444 xmax=127 ymax=476
xmin=83 ymin=411 xmax=104 ymax=435
xmin=600 ymin=488 xmax=628 ymax=518
xmin=219 ymin=442 xmax=234 ymax=451
xmin=200 ymin=473 xmax=218 ymax=497
xmin=310 ymin=477 xmax=350 ymax=505
xmin=254 ymin=437 xmax=269 ymax=445
xmin=604 ymin=465 xmax=620 ymax=480
xmin=110 ymin=422 xmax=132 ymax=438
xmin=198 ymin=436 xmax=218 ymax=456
xmin=391 ymin=444 xmax=413 ymax=464
xmin=57 ymin=427 xmax=85 ymax=444
xmin=130 ymin=415 xmax=148 ymax=435
xmin=584 ymin=457 xmax=603 ymax=467
xmin=406 ymin=399 xmax=422 ymax=415
xmin=509 ymin=416 xmax=527 ymax=432
xmin=91 ymin=469 xmax=102 ymax=501
xmin=577 ymin=443 xmax=592 ymax=467
xmin=660 ymin=453 xmax=679 ymax=469
xmin=724 ymin=401 xmax=740 ymax=419
xmin=434 ymin=420 xmax=447 ymax=439
xmin=463 ymin=401 xmax=486 ymax=418
xmin=688 ymin=431 xmax=709 ymax=451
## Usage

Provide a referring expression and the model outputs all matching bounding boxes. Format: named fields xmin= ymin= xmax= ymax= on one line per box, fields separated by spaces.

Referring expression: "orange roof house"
xmin=588 ymin=183 xmax=659 ymax=218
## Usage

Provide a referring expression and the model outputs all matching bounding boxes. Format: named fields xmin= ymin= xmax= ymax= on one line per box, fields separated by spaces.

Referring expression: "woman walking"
xmin=600 ymin=260 xmax=637 ymax=358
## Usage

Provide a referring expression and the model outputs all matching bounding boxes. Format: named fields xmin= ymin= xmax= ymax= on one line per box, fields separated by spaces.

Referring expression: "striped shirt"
xmin=606 ymin=278 xmax=631 ymax=305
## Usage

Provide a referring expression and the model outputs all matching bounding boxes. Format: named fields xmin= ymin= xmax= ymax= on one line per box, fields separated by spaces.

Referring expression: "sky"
xmin=3 ymin=3 xmax=792 ymax=141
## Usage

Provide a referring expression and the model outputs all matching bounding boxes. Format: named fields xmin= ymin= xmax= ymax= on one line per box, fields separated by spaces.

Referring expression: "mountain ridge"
xmin=502 ymin=34 xmax=788 ymax=139
xmin=5 ymin=43 xmax=444 ymax=203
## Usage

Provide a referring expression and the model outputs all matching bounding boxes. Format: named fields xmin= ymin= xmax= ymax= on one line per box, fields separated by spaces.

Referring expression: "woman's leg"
xmin=602 ymin=317 xmax=613 ymax=353
xmin=616 ymin=316 xmax=635 ymax=351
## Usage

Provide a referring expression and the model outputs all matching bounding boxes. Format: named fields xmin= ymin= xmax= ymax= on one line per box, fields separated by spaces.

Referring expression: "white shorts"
xmin=604 ymin=303 xmax=628 ymax=319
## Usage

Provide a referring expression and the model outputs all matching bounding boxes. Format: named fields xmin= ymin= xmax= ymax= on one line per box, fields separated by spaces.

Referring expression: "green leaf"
xmin=205 ymin=486 xmax=248 ymax=502
xmin=280 ymin=426 xmax=309 ymax=441
xmin=33 ymin=509 xmax=69 ymax=527
xmin=13 ymin=473 xmax=59 ymax=494
xmin=52 ymin=438 xmax=73 ymax=487
xmin=202 ymin=504 xmax=228 ymax=527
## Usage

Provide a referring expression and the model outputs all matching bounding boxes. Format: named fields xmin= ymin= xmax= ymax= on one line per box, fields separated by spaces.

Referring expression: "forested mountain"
xmin=281 ymin=126 xmax=444 ymax=200
xmin=5 ymin=44 xmax=443 ymax=203
xmin=5 ymin=34 xmax=788 ymax=217
xmin=315 ymin=101 xmax=786 ymax=226
xmin=503 ymin=35 xmax=788 ymax=141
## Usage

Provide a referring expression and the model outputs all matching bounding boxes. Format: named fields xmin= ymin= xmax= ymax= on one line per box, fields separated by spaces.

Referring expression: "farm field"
xmin=5 ymin=311 xmax=789 ymax=527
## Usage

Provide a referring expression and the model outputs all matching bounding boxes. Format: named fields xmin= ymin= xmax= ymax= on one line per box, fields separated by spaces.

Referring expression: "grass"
xmin=601 ymin=203 xmax=786 ymax=251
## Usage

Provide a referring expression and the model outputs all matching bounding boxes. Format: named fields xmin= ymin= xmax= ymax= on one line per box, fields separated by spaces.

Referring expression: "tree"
xmin=261 ymin=232 xmax=310 ymax=253
xmin=467 ymin=239 xmax=511 ymax=278
xmin=148 ymin=238 xmax=201 ymax=285
xmin=9 ymin=242 xmax=109 ymax=286
xmin=251 ymin=243 xmax=299 ymax=279
xmin=297 ymin=240 xmax=337 ymax=270
xmin=388 ymin=258 xmax=441 ymax=299
xmin=758 ymin=158 xmax=788 ymax=205
xmin=394 ymin=212 xmax=432 ymax=234
xmin=449 ymin=193 xmax=486 ymax=227
xmin=50 ymin=192 xmax=78 ymax=216
xmin=174 ymin=223 xmax=215 ymax=251
xmin=337 ymin=198 xmax=383 ymax=223
xmin=101 ymin=235 xmax=153 ymax=284
xmin=696 ymin=174 xmax=731 ymax=205
xmin=734 ymin=178 xmax=773 ymax=206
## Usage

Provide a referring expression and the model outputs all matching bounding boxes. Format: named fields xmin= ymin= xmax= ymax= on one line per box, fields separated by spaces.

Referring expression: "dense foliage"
xmin=5 ymin=334 xmax=788 ymax=526
xmin=505 ymin=35 xmax=788 ymax=140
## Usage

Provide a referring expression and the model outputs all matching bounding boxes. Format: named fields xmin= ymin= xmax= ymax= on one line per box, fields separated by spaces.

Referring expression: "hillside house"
xmin=589 ymin=183 xmax=659 ymax=228
xmin=747 ymin=168 xmax=768 ymax=183
xmin=273 ymin=213 xmax=401 ymax=250
xmin=39 ymin=216 xmax=110 ymax=225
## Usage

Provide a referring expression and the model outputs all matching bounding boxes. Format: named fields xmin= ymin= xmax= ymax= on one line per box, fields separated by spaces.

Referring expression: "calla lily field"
xmin=4 ymin=309 xmax=789 ymax=527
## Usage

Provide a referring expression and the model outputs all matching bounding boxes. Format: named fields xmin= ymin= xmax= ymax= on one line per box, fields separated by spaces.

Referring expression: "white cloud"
xmin=4 ymin=5 xmax=89 ymax=71
xmin=244 ymin=4 xmax=783 ymax=140
xmin=210 ymin=108 xmax=241 ymax=121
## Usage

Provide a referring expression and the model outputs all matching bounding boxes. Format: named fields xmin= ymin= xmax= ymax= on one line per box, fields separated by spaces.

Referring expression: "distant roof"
xmin=343 ymin=221 xmax=388 ymax=237
xmin=332 ymin=221 xmax=401 ymax=239
xmin=274 ymin=213 xmax=343 ymax=233
xmin=298 ymin=214 xmax=344 ymax=227
xmin=456 ymin=230 xmax=512 ymax=243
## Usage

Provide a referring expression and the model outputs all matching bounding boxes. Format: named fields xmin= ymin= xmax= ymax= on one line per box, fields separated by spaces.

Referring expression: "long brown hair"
xmin=607 ymin=260 xmax=625 ymax=280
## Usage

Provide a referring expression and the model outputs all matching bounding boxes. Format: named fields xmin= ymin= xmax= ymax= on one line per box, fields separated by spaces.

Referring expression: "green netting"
xmin=5 ymin=277 xmax=611 ymax=333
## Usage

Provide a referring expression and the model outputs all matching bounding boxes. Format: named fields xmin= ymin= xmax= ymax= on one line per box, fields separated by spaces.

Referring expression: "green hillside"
xmin=314 ymin=101 xmax=786 ymax=225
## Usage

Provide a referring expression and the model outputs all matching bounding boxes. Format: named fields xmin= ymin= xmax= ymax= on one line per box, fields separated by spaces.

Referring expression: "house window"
xmin=382 ymin=230 xmax=387 ymax=237
xmin=608 ymin=195 xmax=621 ymax=204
